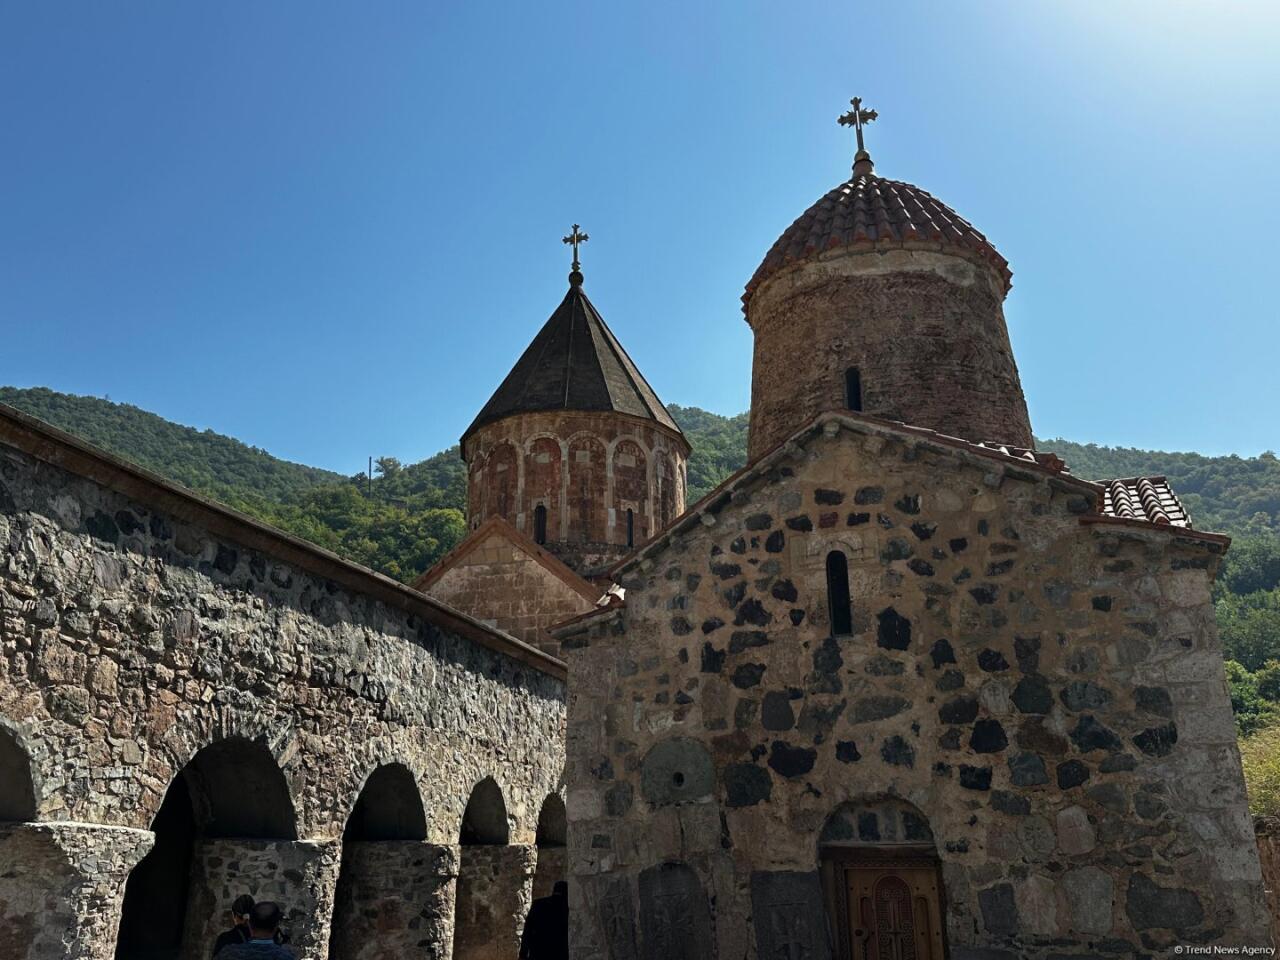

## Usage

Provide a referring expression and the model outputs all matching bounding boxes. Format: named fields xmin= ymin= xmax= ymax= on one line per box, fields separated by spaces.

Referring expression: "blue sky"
xmin=2 ymin=1 xmax=1278 ymax=472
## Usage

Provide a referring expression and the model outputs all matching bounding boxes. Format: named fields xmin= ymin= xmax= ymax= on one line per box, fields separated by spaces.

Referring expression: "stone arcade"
xmin=0 ymin=102 xmax=1272 ymax=958
xmin=0 ymin=408 xmax=566 ymax=959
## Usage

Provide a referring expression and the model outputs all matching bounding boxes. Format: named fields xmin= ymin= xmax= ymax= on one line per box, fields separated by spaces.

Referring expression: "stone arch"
xmin=329 ymin=763 xmax=434 ymax=960
xmin=531 ymin=793 xmax=567 ymax=898
xmin=566 ymin=435 xmax=607 ymax=543
xmin=0 ymin=724 xmax=37 ymax=823
xmin=343 ymin=762 xmax=427 ymax=842
xmin=819 ymin=797 xmax=936 ymax=850
xmin=818 ymin=797 xmax=948 ymax=959
xmin=524 ymin=436 xmax=564 ymax=541
xmin=183 ymin=736 xmax=297 ymax=840
xmin=116 ymin=735 xmax=298 ymax=960
xmin=611 ymin=439 xmax=648 ymax=545
xmin=453 ymin=776 xmax=533 ymax=960
xmin=460 ymin=776 xmax=509 ymax=845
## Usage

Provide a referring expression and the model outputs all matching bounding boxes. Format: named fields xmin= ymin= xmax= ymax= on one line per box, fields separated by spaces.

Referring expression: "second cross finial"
xmin=563 ymin=224 xmax=589 ymax=284
xmin=837 ymin=97 xmax=878 ymax=176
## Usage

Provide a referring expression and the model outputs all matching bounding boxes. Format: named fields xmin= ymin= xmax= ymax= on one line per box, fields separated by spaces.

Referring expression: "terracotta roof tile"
xmin=743 ymin=174 xmax=1011 ymax=310
xmin=1098 ymin=477 xmax=1191 ymax=528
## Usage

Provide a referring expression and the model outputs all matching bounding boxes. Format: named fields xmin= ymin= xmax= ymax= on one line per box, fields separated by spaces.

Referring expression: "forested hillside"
xmin=1042 ymin=437 xmax=1280 ymax=538
xmin=6 ymin=386 xmax=1280 ymax=772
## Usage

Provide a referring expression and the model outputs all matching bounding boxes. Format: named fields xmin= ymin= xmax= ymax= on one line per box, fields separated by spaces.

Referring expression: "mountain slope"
xmin=0 ymin=387 xmax=346 ymax=512
xmin=5 ymin=385 xmax=1280 ymax=574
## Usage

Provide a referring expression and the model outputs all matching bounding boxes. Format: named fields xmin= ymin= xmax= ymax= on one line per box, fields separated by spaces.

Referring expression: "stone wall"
xmin=453 ymin=844 xmax=537 ymax=960
xmin=746 ymin=249 xmax=1033 ymax=460
xmin=463 ymin=410 xmax=689 ymax=573
xmin=0 ymin=406 xmax=566 ymax=959
xmin=532 ymin=845 xmax=567 ymax=899
xmin=561 ymin=416 xmax=1268 ymax=958
xmin=328 ymin=841 xmax=459 ymax=960
xmin=0 ymin=823 xmax=152 ymax=960
xmin=417 ymin=521 xmax=598 ymax=655
xmin=183 ymin=839 xmax=340 ymax=957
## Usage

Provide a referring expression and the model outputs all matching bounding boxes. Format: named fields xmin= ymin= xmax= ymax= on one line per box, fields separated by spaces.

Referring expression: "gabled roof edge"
xmin=606 ymin=410 xmax=1228 ymax=581
xmin=413 ymin=516 xmax=604 ymax=605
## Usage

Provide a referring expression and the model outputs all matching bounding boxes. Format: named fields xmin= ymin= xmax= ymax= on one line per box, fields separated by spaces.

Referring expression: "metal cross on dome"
xmin=562 ymin=224 xmax=589 ymax=272
xmin=837 ymin=97 xmax=878 ymax=155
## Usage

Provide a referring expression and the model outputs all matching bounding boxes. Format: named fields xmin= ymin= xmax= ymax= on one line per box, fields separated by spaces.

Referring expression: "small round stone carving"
xmin=640 ymin=738 xmax=714 ymax=805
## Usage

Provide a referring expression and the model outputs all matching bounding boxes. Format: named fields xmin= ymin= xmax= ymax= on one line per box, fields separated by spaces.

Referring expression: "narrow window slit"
xmin=826 ymin=550 xmax=852 ymax=635
xmin=845 ymin=367 xmax=863 ymax=412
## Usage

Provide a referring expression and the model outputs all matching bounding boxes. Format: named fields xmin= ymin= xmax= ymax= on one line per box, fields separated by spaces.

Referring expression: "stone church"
xmin=0 ymin=104 xmax=1269 ymax=959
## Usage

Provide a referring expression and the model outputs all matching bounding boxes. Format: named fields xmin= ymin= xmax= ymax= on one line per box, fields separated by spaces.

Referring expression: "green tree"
xmin=1218 ymin=590 xmax=1280 ymax=671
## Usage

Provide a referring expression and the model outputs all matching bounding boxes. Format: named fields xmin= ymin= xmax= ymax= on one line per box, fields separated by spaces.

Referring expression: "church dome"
xmin=742 ymin=173 xmax=1012 ymax=310
xmin=741 ymin=101 xmax=1033 ymax=460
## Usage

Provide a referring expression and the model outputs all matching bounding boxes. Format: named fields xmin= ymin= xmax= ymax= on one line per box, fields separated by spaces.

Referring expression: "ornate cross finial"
xmin=837 ymin=97 xmax=878 ymax=175
xmin=562 ymin=224 xmax=589 ymax=281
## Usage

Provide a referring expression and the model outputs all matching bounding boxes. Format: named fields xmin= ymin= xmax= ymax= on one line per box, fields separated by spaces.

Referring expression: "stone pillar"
xmin=452 ymin=843 xmax=537 ymax=960
xmin=181 ymin=838 xmax=341 ymax=960
xmin=328 ymin=842 xmax=459 ymax=960
xmin=0 ymin=821 xmax=153 ymax=960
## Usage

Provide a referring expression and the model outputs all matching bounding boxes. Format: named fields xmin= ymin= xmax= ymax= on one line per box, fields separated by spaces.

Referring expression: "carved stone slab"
xmin=638 ymin=862 xmax=714 ymax=960
xmin=750 ymin=870 xmax=832 ymax=960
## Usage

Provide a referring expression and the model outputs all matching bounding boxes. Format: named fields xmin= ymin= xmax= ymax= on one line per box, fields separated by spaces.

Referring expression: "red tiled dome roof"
xmin=743 ymin=173 xmax=1012 ymax=309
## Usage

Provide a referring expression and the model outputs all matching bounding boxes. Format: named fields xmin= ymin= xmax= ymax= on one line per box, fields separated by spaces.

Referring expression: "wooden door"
xmin=821 ymin=855 xmax=945 ymax=960
xmin=846 ymin=866 xmax=943 ymax=960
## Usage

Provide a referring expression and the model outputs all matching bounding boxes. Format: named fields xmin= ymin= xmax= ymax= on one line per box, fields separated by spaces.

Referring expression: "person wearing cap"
xmin=212 ymin=894 xmax=255 ymax=957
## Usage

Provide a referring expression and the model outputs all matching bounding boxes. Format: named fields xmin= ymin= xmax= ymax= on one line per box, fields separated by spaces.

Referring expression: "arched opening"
xmin=344 ymin=763 xmax=427 ymax=843
xmin=845 ymin=367 xmax=863 ymax=412
xmin=116 ymin=776 xmax=197 ymax=957
xmin=818 ymin=799 xmax=947 ymax=960
xmin=459 ymin=776 xmax=508 ymax=845
xmin=329 ymin=764 xmax=429 ymax=960
xmin=531 ymin=794 xmax=567 ymax=899
xmin=534 ymin=504 xmax=548 ymax=545
xmin=826 ymin=550 xmax=852 ymax=636
xmin=0 ymin=727 xmax=36 ymax=823
xmin=115 ymin=737 xmax=296 ymax=960
xmin=454 ymin=777 xmax=527 ymax=960
xmin=626 ymin=508 xmax=635 ymax=548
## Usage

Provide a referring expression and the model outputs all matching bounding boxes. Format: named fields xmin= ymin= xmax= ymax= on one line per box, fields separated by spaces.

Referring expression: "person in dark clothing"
xmin=213 ymin=902 xmax=295 ymax=959
xmin=212 ymin=894 xmax=255 ymax=958
xmin=519 ymin=880 xmax=569 ymax=960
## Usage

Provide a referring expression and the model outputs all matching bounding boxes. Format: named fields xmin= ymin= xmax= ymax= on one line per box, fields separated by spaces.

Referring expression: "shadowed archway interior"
xmin=0 ymin=727 xmax=36 ymax=822
xmin=328 ymin=763 xmax=430 ymax=960
xmin=114 ymin=737 xmax=297 ymax=960
xmin=460 ymin=776 xmax=509 ymax=846
xmin=343 ymin=763 xmax=427 ymax=842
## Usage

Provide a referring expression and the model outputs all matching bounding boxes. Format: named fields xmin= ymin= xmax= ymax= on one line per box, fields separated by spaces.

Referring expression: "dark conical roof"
xmin=463 ymin=277 xmax=684 ymax=443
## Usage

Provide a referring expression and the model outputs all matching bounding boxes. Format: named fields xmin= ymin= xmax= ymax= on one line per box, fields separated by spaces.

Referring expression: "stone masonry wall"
xmin=453 ymin=844 xmax=537 ymax=960
xmin=464 ymin=411 xmax=689 ymax=573
xmin=420 ymin=525 xmax=597 ymax=655
xmin=183 ymin=838 xmax=340 ymax=959
xmin=563 ymin=419 xmax=1268 ymax=958
xmin=746 ymin=249 xmax=1033 ymax=460
xmin=328 ymin=841 xmax=459 ymax=960
xmin=0 ymin=417 xmax=566 ymax=958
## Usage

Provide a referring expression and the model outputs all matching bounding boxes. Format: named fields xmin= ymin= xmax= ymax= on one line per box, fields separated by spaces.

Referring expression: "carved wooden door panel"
xmin=845 ymin=867 xmax=943 ymax=960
